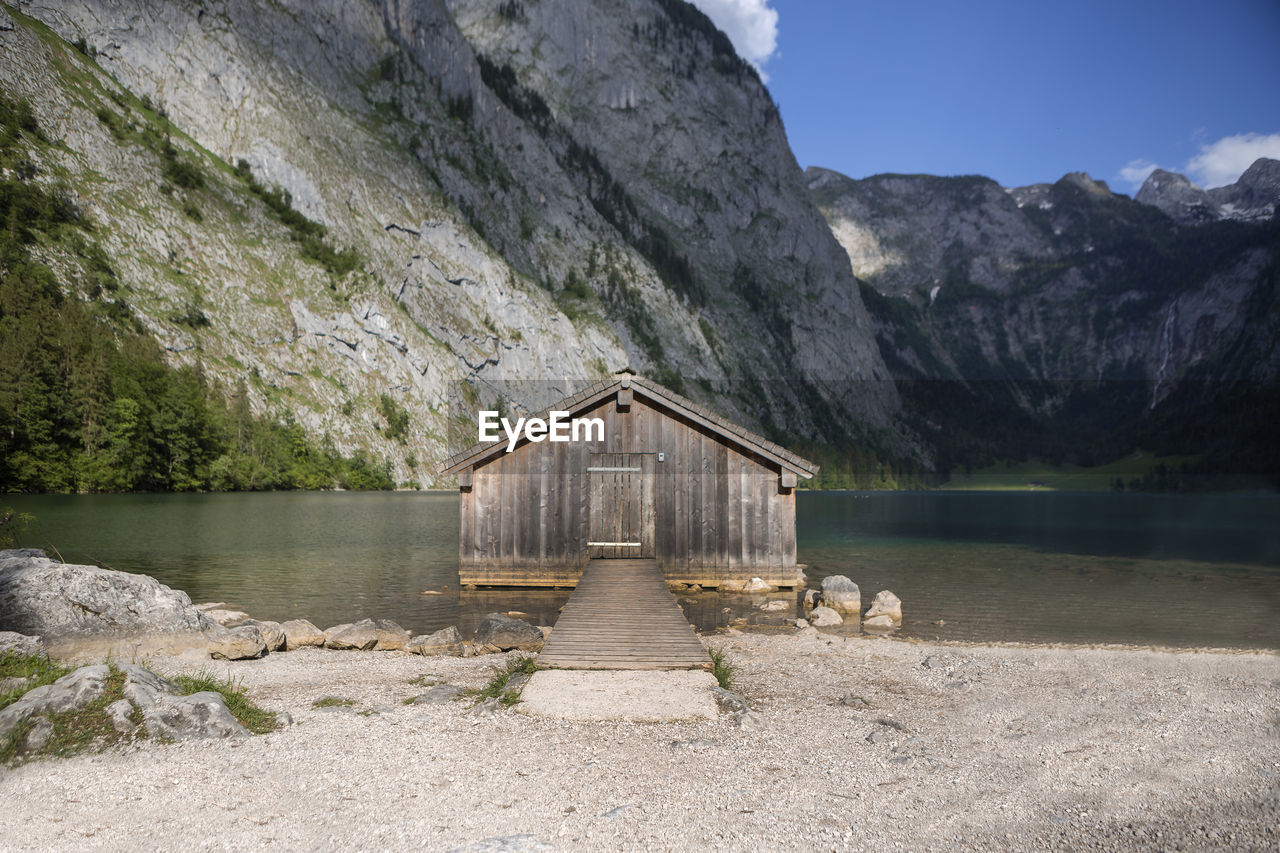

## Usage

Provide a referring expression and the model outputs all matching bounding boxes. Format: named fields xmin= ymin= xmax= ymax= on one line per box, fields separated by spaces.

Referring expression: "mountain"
xmin=0 ymin=0 xmax=897 ymax=492
xmin=810 ymin=162 xmax=1280 ymax=482
xmin=1136 ymin=159 xmax=1280 ymax=224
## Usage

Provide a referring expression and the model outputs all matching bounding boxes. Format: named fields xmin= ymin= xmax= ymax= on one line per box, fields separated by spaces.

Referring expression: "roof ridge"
xmin=439 ymin=374 xmax=817 ymax=476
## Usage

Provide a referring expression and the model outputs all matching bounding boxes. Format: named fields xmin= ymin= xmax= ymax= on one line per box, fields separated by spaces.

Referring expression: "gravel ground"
xmin=0 ymin=631 xmax=1277 ymax=851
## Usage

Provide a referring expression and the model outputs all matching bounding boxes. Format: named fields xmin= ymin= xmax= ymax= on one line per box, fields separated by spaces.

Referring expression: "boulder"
xmin=474 ymin=613 xmax=544 ymax=652
xmin=208 ymin=625 xmax=268 ymax=660
xmin=863 ymin=614 xmax=896 ymax=631
xmin=807 ymin=606 xmax=844 ymax=627
xmin=0 ymin=630 xmax=45 ymax=658
xmin=742 ymin=577 xmax=772 ymax=593
xmin=280 ymin=619 xmax=325 ymax=650
xmin=718 ymin=579 xmax=745 ymax=592
xmin=117 ymin=664 xmax=249 ymax=740
xmin=405 ymin=626 xmax=464 ymax=657
xmin=819 ymin=575 xmax=861 ymax=615
xmin=759 ymin=600 xmax=788 ymax=612
xmin=203 ymin=609 xmax=251 ymax=627
xmin=0 ymin=552 xmax=219 ymax=647
xmin=323 ymin=620 xmax=379 ymax=651
xmin=864 ymin=590 xmax=902 ymax=626
xmin=239 ymin=619 xmax=286 ymax=652
xmin=371 ymin=619 xmax=410 ymax=651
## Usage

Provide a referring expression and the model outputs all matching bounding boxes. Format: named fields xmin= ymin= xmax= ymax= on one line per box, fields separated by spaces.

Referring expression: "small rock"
xmin=819 ymin=575 xmax=861 ymax=615
xmin=807 ymin=605 xmax=843 ymax=627
xmin=277 ymin=711 xmax=294 ymax=726
xmin=474 ymin=613 xmax=544 ymax=652
xmin=922 ymin=656 xmax=944 ymax=670
xmin=759 ymin=600 xmax=787 ymax=611
xmin=0 ymin=631 xmax=45 ymax=658
xmin=203 ymin=608 xmax=251 ymax=627
xmin=0 ymin=7 xmax=14 ymax=31
xmin=239 ymin=619 xmax=286 ymax=652
xmin=802 ymin=589 xmax=820 ymax=609
xmin=209 ymin=625 xmax=268 ymax=660
xmin=732 ymin=709 xmax=764 ymax=729
xmin=420 ymin=589 xmax=444 ymax=596
xmin=742 ymin=577 xmax=772 ymax=592
xmin=193 ymin=602 xmax=232 ymax=612
xmin=866 ymin=729 xmax=886 ymax=744
xmin=710 ymin=686 xmax=749 ymax=713
xmin=406 ymin=626 xmax=464 ymax=657
xmin=718 ymin=579 xmax=745 ymax=592
xmin=687 ymin=584 xmax=702 ymax=592
xmin=876 ymin=717 xmax=910 ymax=733
xmin=505 ymin=610 xmax=530 ymax=618
xmin=0 ymin=675 xmax=32 ymax=693
xmin=839 ymin=694 xmax=872 ymax=708
xmin=280 ymin=619 xmax=325 ymax=650
xmin=793 ymin=618 xmax=809 ymax=629
xmin=537 ymin=626 xmax=552 ymax=639
xmin=863 ymin=614 xmax=896 ymax=631
xmin=864 ymin=590 xmax=902 ymax=626
xmin=468 ymin=696 xmax=502 ymax=718
xmin=323 ymin=620 xmax=379 ymax=651
xmin=413 ymin=684 xmax=463 ymax=705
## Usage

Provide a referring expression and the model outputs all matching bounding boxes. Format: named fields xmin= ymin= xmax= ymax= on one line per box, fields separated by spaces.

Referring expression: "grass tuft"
xmin=709 ymin=647 xmax=736 ymax=691
xmin=311 ymin=696 xmax=356 ymax=709
xmin=173 ymin=669 xmax=279 ymax=734
xmin=0 ymin=651 xmax=70 ymax=711
xmin=466 ymin=654 xmax=541 ymax=707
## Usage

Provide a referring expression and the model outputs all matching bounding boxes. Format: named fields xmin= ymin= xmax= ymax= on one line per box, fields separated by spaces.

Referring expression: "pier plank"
xmin=538 ymin=559 xmax=709 ymax=670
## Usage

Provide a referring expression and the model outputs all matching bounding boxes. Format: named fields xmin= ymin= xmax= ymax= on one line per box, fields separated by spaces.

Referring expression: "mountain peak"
xmin=1136 ymin=158 xmax=1278 ymax=224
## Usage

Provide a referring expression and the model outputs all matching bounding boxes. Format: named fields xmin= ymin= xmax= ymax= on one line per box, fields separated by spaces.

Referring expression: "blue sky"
xmin=691 ymin=0 xmax=1280 ymax=192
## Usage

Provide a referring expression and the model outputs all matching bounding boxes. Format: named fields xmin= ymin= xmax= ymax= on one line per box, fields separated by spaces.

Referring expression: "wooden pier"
xmin=538 ymin=559 xmax=710 ymax=670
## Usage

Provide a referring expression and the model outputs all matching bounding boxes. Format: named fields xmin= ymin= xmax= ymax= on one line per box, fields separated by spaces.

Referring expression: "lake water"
xmin=8 ymin=491 xmax=1280 ymax=649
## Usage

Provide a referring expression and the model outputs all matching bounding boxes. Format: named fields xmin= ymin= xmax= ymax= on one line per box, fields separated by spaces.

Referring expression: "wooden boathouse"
xmin=440 ymin=371 xmax=817 ymax=589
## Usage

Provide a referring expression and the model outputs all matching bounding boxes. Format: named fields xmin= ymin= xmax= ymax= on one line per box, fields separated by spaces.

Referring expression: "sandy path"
xmin=0 ymin=632 xmax=1276 ymax=851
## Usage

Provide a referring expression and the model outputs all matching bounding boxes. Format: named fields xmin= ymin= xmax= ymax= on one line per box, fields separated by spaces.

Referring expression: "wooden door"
xmin=587 ymin=453 xmax=654 ymax=558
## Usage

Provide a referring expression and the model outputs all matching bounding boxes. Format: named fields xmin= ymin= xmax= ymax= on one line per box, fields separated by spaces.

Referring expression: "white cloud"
xmin=1118 ymin=158 xmax=1160 ymax=191
xmin=1185 ymin=132 xmax=1280 ymax=188
xmin=689 ymin=0 xmax=779 ymax=78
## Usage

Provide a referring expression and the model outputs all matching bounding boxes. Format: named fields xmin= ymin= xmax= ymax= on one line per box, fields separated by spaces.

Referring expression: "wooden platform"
xmin=538 ymin=559 xmax=710 ymax=670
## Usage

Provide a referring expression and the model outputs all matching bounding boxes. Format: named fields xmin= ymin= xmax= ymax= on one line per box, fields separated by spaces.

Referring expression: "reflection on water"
xmin=11 ymin=490 xmax=1280 ymax=649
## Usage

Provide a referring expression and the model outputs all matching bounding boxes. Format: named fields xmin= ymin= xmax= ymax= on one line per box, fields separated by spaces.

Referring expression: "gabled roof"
xmin=439 ymin=373 xmax=818 ymax=478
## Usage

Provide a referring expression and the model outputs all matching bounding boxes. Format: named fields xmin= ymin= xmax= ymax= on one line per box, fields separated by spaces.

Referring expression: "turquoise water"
xmin=9 ymin=491 xmax=1279 ymax=648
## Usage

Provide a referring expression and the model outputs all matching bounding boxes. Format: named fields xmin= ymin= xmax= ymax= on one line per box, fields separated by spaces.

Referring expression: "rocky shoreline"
xmin=2 ymin=550 xmax=1278 ymax=850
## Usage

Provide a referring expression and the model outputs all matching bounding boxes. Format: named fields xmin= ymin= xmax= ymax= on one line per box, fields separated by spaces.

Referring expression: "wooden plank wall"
xmin=458 ymin=396 xmax=799 ymax=583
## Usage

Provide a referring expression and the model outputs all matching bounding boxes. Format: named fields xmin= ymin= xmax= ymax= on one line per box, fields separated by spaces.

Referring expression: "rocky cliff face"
xmin=1136 ymin=159 xmax=1280 ymax=224
xmin=2 ymin=0 xmax=898 ymax=487
xmin=811 ymin=163 xmax=1279 ymax=472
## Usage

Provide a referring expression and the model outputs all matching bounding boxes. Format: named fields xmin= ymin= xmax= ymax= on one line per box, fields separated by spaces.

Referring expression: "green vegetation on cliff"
xmin=0 ymin=94 xmax=391 ymax=493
